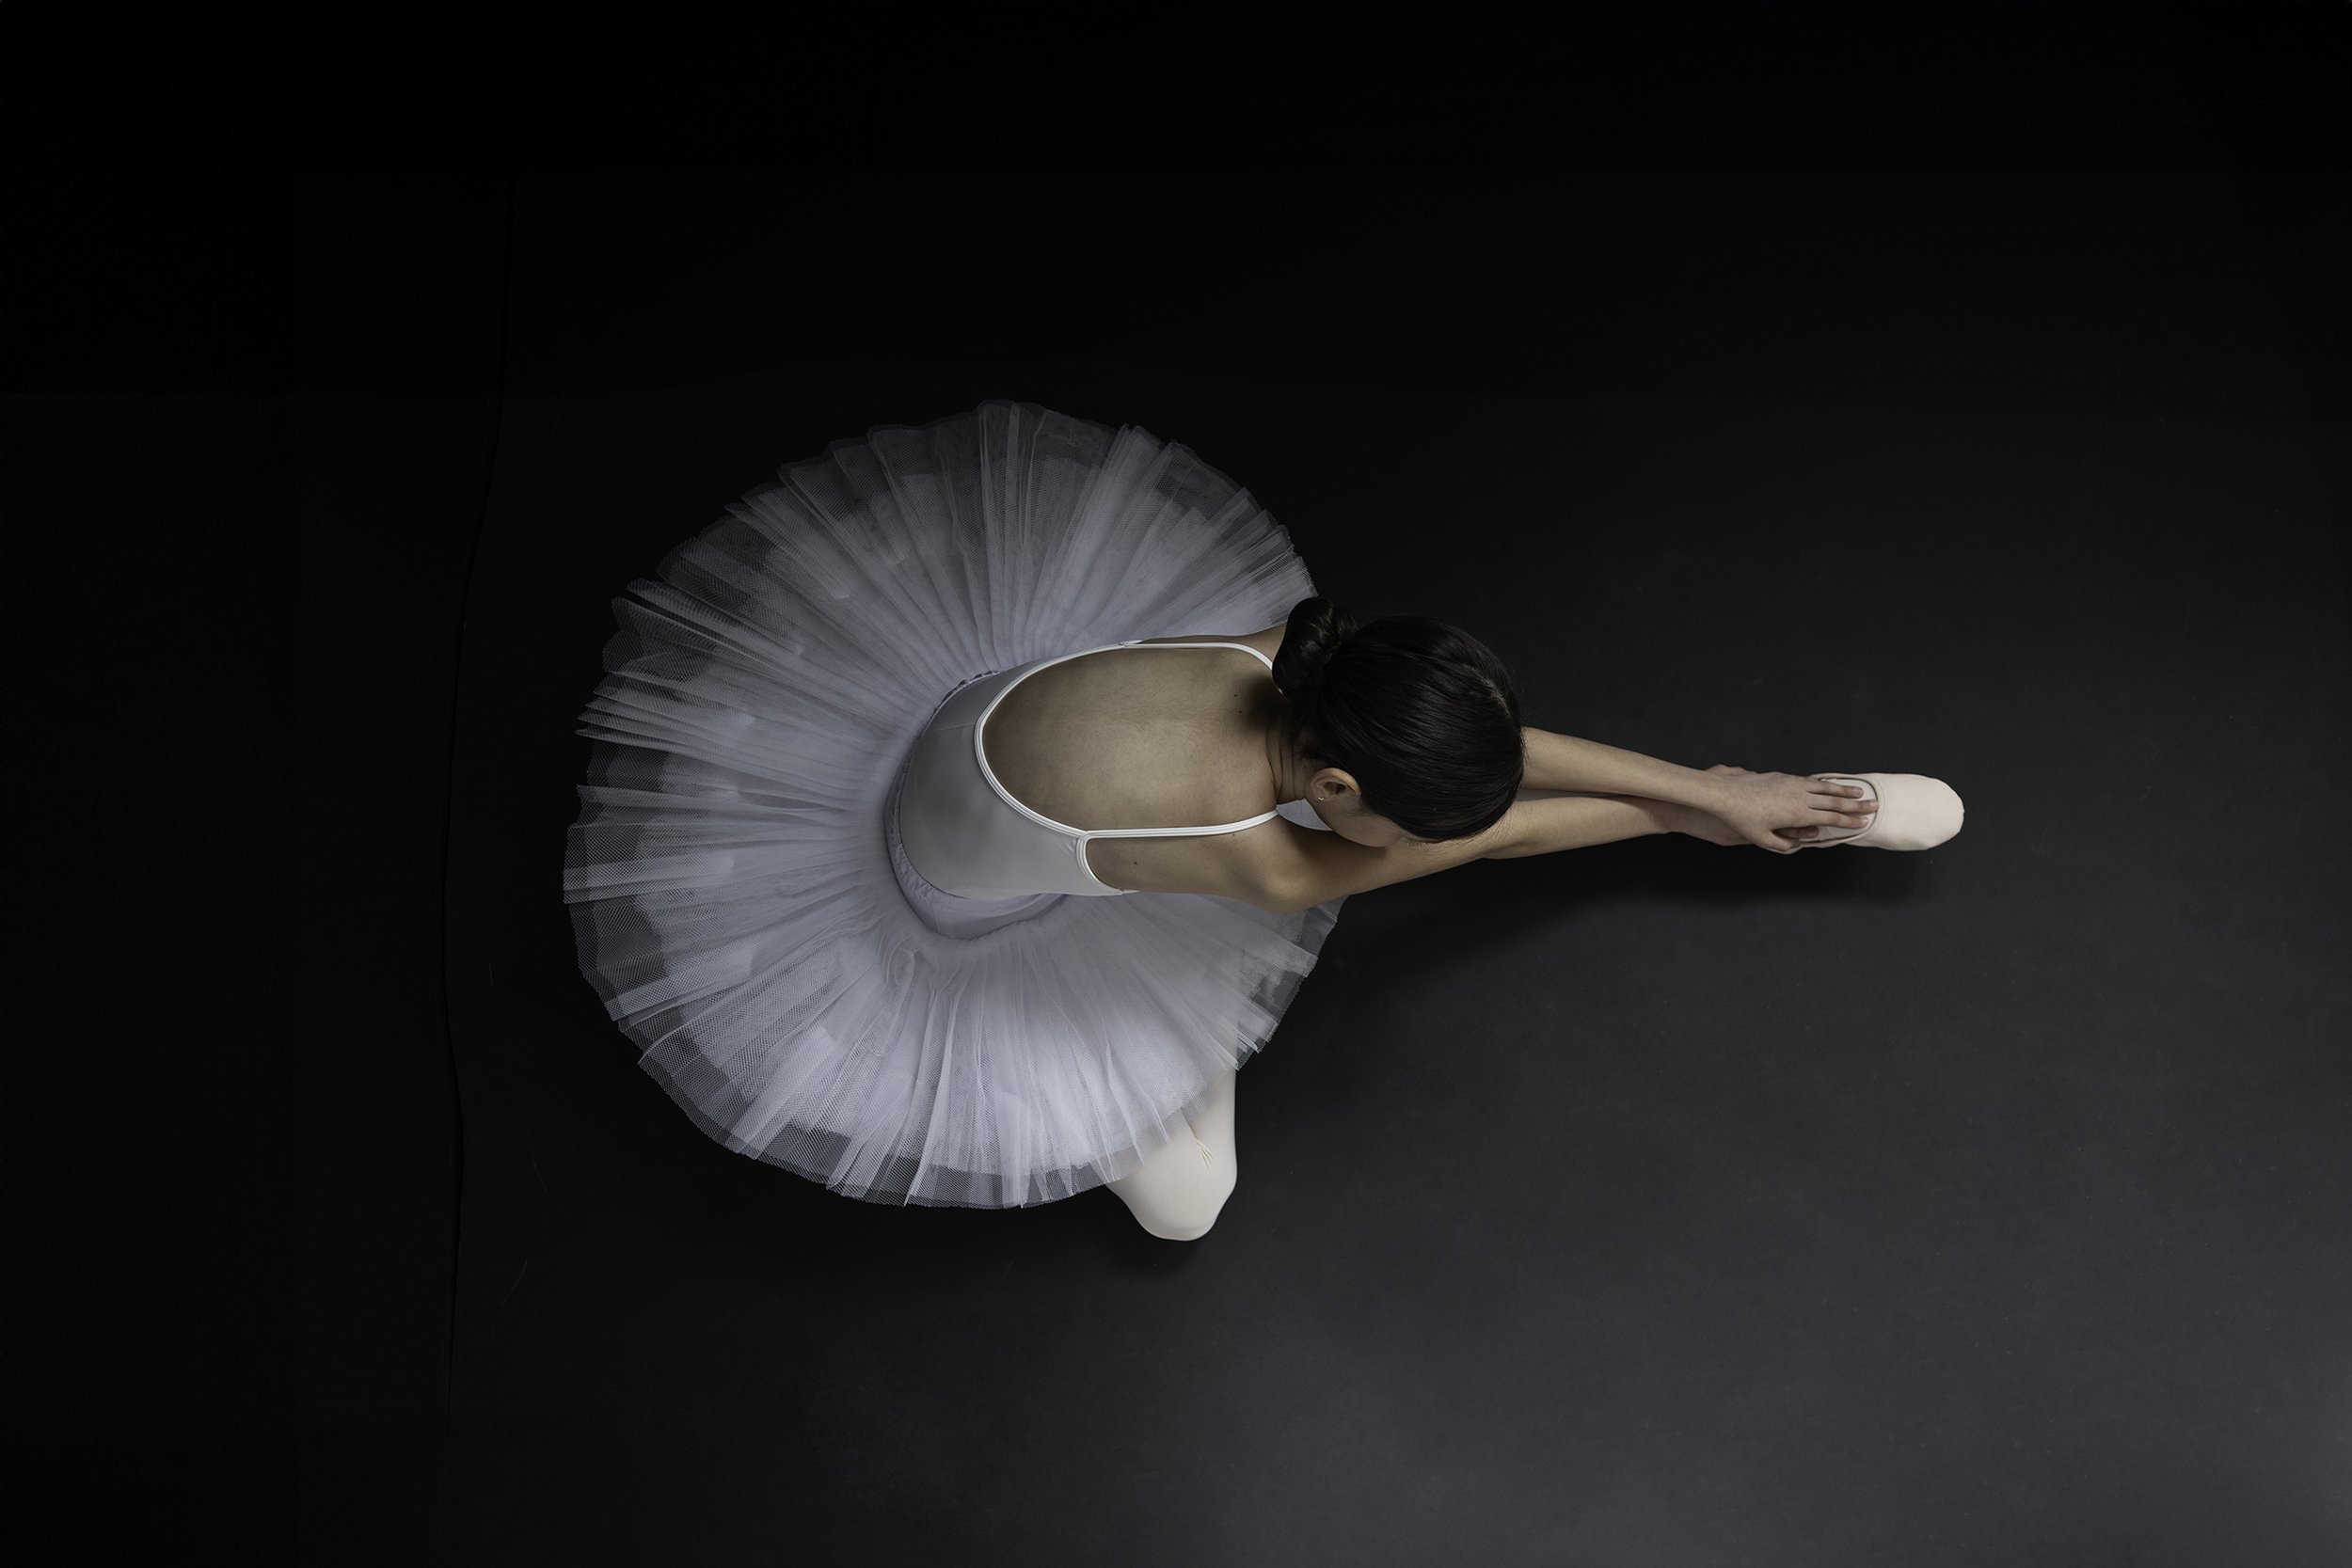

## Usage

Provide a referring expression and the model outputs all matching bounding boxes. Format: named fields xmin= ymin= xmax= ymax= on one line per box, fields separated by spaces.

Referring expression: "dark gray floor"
xmin=24 ymin=8 xmax=2350 ymax=1566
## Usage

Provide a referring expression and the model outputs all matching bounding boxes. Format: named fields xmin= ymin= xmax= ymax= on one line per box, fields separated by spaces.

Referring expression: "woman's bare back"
xmin=979 ymin=626 xmax=1290 ymax=895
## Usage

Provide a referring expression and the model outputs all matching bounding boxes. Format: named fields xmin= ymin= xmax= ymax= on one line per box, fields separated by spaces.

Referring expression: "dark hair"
xmin=1269 ymin=595 xmax=1524 ymax=842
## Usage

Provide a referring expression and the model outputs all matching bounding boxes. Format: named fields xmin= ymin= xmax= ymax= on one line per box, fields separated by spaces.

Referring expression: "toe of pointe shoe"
xmin=1804 ymin=773 xmax=1964 ymax=851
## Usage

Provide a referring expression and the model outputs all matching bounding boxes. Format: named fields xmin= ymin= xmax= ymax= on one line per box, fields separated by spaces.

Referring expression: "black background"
xmin=8 ymin=6 xmax=2348 ymax=1564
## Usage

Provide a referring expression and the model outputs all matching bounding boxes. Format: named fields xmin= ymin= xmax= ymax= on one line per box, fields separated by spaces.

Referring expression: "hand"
xmin=1686 ymin=765 xmax=1878 ymax=854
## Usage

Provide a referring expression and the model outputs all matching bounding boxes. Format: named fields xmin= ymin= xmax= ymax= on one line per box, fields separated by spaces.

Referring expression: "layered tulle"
xmin=562 ymin=400 xmax=1345 ymax=1207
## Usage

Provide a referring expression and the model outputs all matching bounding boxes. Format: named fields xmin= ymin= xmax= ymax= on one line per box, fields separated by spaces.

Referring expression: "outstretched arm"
xmin=1519 ymin=726 xmax=1724 ymax=813
xmin=1519 ymin=732 xmax=1880 ymax=853
xmin=1482 ymin=793 xmax=1677 ymax=861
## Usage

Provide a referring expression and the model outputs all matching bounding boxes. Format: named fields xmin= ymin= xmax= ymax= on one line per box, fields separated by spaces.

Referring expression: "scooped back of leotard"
xmin=895 ymin=640 xmax=1318 ymax=898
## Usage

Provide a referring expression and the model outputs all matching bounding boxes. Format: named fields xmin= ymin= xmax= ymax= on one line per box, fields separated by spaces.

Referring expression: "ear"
xmin=1311 ymin=767 xmax=1359 ymax=799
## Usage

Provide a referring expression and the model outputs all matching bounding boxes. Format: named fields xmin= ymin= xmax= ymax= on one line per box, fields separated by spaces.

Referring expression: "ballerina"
xmin=564 ymin=400 xmax=1963 ymax=1239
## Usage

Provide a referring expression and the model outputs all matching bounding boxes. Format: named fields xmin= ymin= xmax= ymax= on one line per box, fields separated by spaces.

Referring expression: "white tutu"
xmin=563 ymin=400 xmax=1346 ymax=1207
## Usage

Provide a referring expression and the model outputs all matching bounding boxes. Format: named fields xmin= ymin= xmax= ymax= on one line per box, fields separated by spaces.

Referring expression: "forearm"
xmin=1519 ymin=726 xmax=1723 ymax=812
xmin=1486 ymin=792 xmax=1677 ymax=859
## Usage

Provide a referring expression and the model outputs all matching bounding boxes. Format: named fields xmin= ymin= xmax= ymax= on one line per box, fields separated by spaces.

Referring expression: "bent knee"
xmin=1118 ymin=1158 xmax=1238 ymax=1243
xmin=1139 ymin=1189 xmax=1233 ymax=1243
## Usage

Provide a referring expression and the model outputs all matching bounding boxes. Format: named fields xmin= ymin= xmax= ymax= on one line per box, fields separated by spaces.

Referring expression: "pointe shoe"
xmin=1796 ymin=773 xmax=1964 ymax=850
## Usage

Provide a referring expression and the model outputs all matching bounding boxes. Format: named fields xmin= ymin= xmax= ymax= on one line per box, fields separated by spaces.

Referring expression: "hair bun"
xmin=1277 ymin=594 xmax=1359 ymax=706
xmin=1295 ymin=649 xmax=1331 ymax=697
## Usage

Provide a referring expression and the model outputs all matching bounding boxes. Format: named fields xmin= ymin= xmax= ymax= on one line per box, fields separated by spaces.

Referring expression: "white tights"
xmin=1104 ymin=1066 xmax=1238 ymax=1241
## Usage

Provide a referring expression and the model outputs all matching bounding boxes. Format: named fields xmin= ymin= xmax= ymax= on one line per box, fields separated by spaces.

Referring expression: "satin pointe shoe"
xmin=1796 ymin=773 xmax=1964 ymax=850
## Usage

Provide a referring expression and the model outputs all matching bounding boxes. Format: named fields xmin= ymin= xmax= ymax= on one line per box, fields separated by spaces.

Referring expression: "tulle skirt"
xmin=562 ymin=400 xmax=1346 ymax=1207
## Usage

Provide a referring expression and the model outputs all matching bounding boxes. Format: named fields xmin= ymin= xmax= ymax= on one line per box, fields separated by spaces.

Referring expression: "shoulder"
xmin=1096 ymin=813 xmax=1502 ymax=916
xmin=1127 ymin=625 xmax=1286 ymax=662
xmin=1255 ymin=814 xmax=1517 ymax=915
xmin=1236 ymin=624 xmax=1286 ymax=663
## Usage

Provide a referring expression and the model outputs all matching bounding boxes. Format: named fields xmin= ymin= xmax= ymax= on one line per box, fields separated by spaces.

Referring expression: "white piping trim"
xmin=972 ymin=639 xmax=1285 ymax=894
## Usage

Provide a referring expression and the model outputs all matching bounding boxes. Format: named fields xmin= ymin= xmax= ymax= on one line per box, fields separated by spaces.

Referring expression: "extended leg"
xmin=1104 ymin=1066 xmax=1239 ymax=1242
